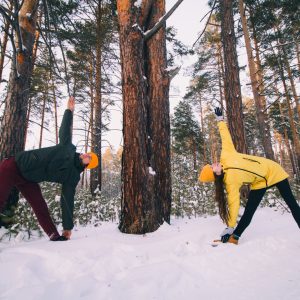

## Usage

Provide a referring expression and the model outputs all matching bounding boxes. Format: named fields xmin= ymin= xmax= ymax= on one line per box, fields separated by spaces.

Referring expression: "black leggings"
xmin=234 ymin=179 xmax=300 ymax=237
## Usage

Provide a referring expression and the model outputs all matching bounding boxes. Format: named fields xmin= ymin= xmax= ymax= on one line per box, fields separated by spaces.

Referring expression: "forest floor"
xmin=0 ymin=207 xmax=299 ymax=300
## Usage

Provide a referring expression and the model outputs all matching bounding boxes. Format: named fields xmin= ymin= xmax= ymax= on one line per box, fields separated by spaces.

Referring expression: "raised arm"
xmin=59 ymin=97 xmax=75 ymax=145
xmin=214 ymin=107 xmax=236 ymax=153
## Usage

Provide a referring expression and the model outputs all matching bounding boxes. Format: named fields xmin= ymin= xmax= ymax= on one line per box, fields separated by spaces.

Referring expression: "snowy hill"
xmin=0 ymin=207 xmax=299 ymax=300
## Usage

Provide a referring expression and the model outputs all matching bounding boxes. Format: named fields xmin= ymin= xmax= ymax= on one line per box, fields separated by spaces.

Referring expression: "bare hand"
xmin=67 ymin=96 xmax=75 ymax=112
xmin=62 ymin=230 xmax=72 ymax=240
xmin=212 ymin=162 xmax=222 ymax=175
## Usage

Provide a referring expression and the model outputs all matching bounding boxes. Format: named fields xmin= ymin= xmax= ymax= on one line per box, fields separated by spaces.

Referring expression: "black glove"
xmin=215 ymin=107 xmax=224 ymax=121
xmin=221 ymin=233 xmax=231 ymax=243
xmin=214 ymin=107 xmax=222 ymax=117
xmin=50 ymin=234 xmax=68 ymax=241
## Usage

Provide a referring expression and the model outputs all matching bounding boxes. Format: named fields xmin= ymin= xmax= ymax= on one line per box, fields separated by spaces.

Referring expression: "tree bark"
xmin=198 ymin=92 xmax=207 ymax=163
xmin=284 ymin=55 xmax=300 ymax=118
xmin=117 ymin=0 xmax=172 ymax=233
xmin=23 ymin=19 xmax=41 ymax=147
xmin=0 ymin=1 xmax=12 ymax=84
xmin=216 ymin=46 xmax=225 ymax=111
xmin=220 ymin=0 xmax=247 ymax=153
xmin=0 ymin=0 xmax=40 ymax=223
xmin=146 ymin=0 xmax=172 ymax=224
xmin=51 ymin=69 xmax=58 ymax=145
xmin=239 ymin=0 xmax=274 ymax=159
xmin=278 ymin=101 xmax=298 ymax=176
xmin=39 ymin=90 xmax=47 ymax=148
xmin=296 ymin=42 xmax=300 ymax=78
xmin=91 ymin=1 xmax=103 ymax=196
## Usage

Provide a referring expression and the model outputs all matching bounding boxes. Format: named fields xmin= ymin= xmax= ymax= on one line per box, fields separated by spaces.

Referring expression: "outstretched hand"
xmin=67 ymin=96 xmax=75 ymax=112
xmin=214 ymin=107 xmax=222 ymax=117
xmin=214 ymin=107 xmax=224 ymax=121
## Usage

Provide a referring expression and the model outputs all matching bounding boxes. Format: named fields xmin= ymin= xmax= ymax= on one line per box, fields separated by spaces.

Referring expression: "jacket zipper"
xmin=224 ymin=167 xmax=268 ymax=187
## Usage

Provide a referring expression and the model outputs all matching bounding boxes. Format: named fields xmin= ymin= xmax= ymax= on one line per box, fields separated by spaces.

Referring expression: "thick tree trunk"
xmin=23 ymin=23 xmax=40 ymax=147
xmin=239 ymin=0 xmax=274 ymax=159
xmin=0 ymin=0 xmax=40 ymax=159
xmin=118 ymin=0 xmax=157 ymax=234
xmin=220 ymin=0 xmax=247 ymax=153
xmin=0 ymin=0 xmax=39 ymax=225
xmin=146 ymin=0 xmax=172 ymax=224
xmin=117 ymin=0 xmax=172 ymax=233
xmin=91 ymin=1 xmax=102 ymax=196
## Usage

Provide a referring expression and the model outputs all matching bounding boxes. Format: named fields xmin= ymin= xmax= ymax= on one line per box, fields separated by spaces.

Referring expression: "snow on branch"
xmin=144 ymin=0 xmax=184 ymax=41
xmin=165 ymin=65 xmax=181 ymax=80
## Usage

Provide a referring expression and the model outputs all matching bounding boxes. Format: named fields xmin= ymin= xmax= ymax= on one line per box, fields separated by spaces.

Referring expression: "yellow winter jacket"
xmin=218 ymin=121 xmax=289 ymax=227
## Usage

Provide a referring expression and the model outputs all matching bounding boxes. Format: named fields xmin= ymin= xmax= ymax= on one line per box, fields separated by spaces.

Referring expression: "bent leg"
xmin=16 ymin=181 xmax=59 ymax=237
xmin=234 ymin=188 xmax=266 ymax=237
xmin=276 ymin=179 xmax=300 ymax=228
xmin=0 ymin=158 xmax=16 ymax=211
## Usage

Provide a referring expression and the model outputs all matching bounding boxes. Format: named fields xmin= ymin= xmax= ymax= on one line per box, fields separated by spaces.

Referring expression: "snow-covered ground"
xmin=0 ymin=208 xmax=299 ymax=300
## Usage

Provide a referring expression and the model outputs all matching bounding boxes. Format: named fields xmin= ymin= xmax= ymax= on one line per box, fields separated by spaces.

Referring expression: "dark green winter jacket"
xmin=15 ymin=109 xmax=84 ymax=230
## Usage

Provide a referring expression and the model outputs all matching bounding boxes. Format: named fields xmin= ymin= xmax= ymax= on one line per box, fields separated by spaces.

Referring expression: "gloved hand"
xmin=220 ymin=227 xmax=234 ymax=243
xmin=62 ymin=230 xmax=72 ymax=240
xmin=50 ymin=234 xmax=68 ymax=241
xmin=214 ymin=107 xmax=224 ymax=121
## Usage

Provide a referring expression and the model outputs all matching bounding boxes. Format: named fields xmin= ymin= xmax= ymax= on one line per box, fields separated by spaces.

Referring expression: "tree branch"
xmin=192 ymin=0 xmax=217 ymax=48
xmin=13 ymin=0 xmax=24 ymax=52
xmin=144 ymin=0 xmax=184 ymax=41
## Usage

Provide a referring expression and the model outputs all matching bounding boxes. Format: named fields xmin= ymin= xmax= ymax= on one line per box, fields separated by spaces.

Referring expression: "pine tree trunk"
xmin=146 ymin=0 xmax=172 ymax=224
xmin=51 ymin=71 xmax=59 ymax=145
xmin=91 ymin=1 xmax=102 ymax=195
xmin=39 ymin=92 xmax=47 ymax=148
xmin=21 ymin=10 xmax=41 ymax=148
xmin=0 ymin=1 xmax=12 ymax=84
xmin=284 ymin=56 xmax=300 ymax=118
xmin=239 ymin=0 xmax=274 ymax=159
xmin=296 ymin=42 xmax=300 ymax=77
xmin=198 ymin=93 xmax=207 ymax=162
xmin=214 ymin=22 xmax=225 ymax=111
xmin=220 ymin=0 xmax=247 ymax=153
xmin=117 ymin=0 xmax=172 ymax=233
xmin=277 ymin=58 xmax=300 ymax=174
xmin=89 ymin=55 xmax=94 ymax=191
xmin=278 ymin=101 xmax=298 ymax=176
xmin=210 ymin=126 xmax=217 ymax=163
xmin=216 ymin=47 xmax=225 ymax=111
xmin=0 ymin=0 xmax=40 ymax=217
xmin=251 ymin=23 xmax=268 ymax=110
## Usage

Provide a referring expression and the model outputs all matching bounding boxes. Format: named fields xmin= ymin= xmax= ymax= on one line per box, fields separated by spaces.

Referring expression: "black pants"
xmin=234 ymin=179 xmax=300 ymax=237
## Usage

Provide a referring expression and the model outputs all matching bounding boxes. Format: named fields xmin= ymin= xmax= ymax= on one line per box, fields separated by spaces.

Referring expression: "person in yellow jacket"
xmin=199 ymin=107 xmax=300 ymax=244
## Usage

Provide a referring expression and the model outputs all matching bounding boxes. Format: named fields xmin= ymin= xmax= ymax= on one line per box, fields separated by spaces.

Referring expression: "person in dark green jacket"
xmin=0 ymin=97 xmax=99 ymax=241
